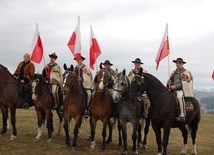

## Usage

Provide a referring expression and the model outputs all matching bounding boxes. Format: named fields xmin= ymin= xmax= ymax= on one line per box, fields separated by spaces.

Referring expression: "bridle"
xmin=31 ymin=78 xmax=47 ymax=97
xmin=96 ymin=69 xmax=110 ymax=91
xmin=62 ymin=70 xmax=78 ymax=94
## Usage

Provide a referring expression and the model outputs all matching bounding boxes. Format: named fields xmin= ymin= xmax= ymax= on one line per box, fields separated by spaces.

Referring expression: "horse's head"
xmin=112 ymin=69 xmax=130 ymax=103
xmin=62 ymin=63 xmax=79 ymax=95
xmin=130 ymin=68 xmax=146 ymax=96
xmin=94 ymin=63 xmax=110 ymax=91
xmin=31 ymin=74 xmax=46 ymax=100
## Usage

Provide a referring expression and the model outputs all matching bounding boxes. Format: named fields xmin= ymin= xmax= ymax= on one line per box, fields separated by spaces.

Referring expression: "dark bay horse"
xmin=90 ymin=65 xmax=115 ymax=151
xmin=112 ymin=69 xmax=150 ymax=155
xmin=62 ymin=64 xmax=87 ymax=149
xmin=130 ymin=68 xmax=200 ymax=155
xmin=31 ymin=73 xmax=63 ymax=142
xmin=0 ymin=64 xmax=34 ymax=140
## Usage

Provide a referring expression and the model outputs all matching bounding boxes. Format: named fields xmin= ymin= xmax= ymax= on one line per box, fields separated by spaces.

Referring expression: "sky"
xmin=0 ymin=0 xmax=214 ymax=91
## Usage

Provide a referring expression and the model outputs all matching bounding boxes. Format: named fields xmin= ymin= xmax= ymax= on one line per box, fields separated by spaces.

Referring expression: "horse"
xmin=0 ymin=64 xmax=34 ymax=140
xmin=130 ymin=68 xmax=201 ymax=155
xmin=31 ymin=73 xmax=63 ymax=142
xmin=62 ymin=64 xmax=87 ymax=149
xmin=89 ymin=64 xmax=115 ymax=151
xmin=112 ymin=69 xmax=150 ymax=155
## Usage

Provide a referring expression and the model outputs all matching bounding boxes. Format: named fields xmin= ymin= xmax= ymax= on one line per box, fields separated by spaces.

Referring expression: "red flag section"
xmin=89 ymin=26 xmax=101 ymax=70
xmin=30 ymin=24 xmax=43 ymax=64
xmin=67 ymin=16 xmax=81 ymax=62
xmin=155 ymin=23 xmax=170 ymax=70
xmin=212 ymin=70 xmax=214 ymax=80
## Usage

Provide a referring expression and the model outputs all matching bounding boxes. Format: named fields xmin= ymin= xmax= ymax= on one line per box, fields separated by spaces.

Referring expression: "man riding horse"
xmin=167 ymin=57 xmax=193 ymax=122
xmin=43 ymin=52 xmax=63 ymax=111
xmin=128 ymin=58 xmax=150 ymax=119
xmin=13 ymin=53 xmax=35 ymax=108
xmin=74 ymin=56 xmax=95 ymax=118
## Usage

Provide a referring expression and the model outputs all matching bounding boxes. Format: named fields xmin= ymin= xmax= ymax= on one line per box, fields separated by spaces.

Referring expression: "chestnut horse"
xmin=0 ymin=64 xmax=34 ymax=140
xmin=89 ymin=64 xmax=115 ymax=151
xmin=62 ymin=64 xmax=87 ymax=149
xmin=31 ymin=73 xmax=63 ymax=142
xmin=130 ymin=68 xmax=200 ymax=155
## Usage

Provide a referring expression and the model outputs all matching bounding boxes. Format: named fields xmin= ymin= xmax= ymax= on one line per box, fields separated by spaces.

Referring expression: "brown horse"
xmin=90 ymin=64 xmax=115 ymax=151
xmin=130 ymin=68 xmax=200 ymax=155
xmin=0 ymin=64 xmax=34 ymax=140
xmin=62 ymin=64 xmax=87 ymax=149
xmin=31 ymin=73 xmax=63 ymax=142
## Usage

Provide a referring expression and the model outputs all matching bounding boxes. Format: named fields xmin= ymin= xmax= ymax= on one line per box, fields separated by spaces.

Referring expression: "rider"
xmin=167 ymin=57 xmax=193 ymax=122
xmin=43 ymin=52 xmax=63 ymax=110
xmin=13 ymin=53 xmax=35 ymax=107
xmin=101 ymin=60 xmax=116 ymax=90
xmin=74 ymin=56 xmax=94 ymax=118
xmin=128 ymin=58 xmax=150 ymax=119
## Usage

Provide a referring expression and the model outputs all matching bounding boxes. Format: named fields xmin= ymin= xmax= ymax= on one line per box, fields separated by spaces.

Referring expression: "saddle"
xmin=173 ymin=93 xmax=194 ymax=113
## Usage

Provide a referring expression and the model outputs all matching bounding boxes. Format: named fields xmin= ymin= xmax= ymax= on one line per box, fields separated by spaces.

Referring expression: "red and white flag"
xmin=89 ymin=26 xmax=101 ymax=70
xmin=67 ymin=16 xmax=81 ymax=62
xmin=155 ymin=23 xmax=170 ymax=70
xmin=212 ymin=70 xmax=214 ymax=80
xmin=30 ymin=24 xmax=44 ymax=64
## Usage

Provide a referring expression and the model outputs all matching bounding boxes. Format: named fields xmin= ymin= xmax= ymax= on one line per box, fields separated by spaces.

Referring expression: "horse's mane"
xmin=36 ymin=74 xmax=47 ymax=85
xmin=0 ymin=64 xmax=15 ymax=79
xmin=143 ymin=73 xmax=168 ymax=91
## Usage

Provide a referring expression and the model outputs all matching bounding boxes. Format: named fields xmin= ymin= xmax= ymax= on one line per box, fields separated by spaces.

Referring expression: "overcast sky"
xmin=0 ymin=0 xmax=213 ymax=91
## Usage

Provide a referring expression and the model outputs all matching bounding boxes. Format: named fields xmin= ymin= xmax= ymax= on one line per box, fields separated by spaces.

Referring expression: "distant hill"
xmin=194 ymin=90 xmax=214 ymax=114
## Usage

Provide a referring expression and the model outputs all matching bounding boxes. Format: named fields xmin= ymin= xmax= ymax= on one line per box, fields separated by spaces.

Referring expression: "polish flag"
xmin=67 ymin=16 xmax=81 ymax=62
xmin=30 ymin=24 xmax=44 ymax=64
xmin=212 ymin=70 xmax=214 ymax=80
xmin=155 ymin=23 xmax=170 ymax=70
xmin=89 ymin=26 xmax=101 ymax=70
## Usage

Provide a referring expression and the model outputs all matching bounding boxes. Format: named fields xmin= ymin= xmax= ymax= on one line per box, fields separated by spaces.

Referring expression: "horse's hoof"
xmin=71 ymin=146 xmax=76 ymax=150
xmin=10 ymin=135 xmax=17 ymax=140
xmin=121 ymin=151 xmax=128 ymax=155
xmin=106 ymin=139 xmax=112 ymax=144
xmin=46 ymin=139 xmax=52 ymax=143
xmin=132 ymin=151 xmax=138 ymax=155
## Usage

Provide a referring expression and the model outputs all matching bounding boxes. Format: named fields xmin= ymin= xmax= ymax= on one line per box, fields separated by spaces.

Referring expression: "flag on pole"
xmin=67 ymin=16 xmax=81 ymax=62
xmin=30 ymin=23 xmax=44 ymax=64
xmin=212 ymin=70 xmax=214 ymax=80
xmin=89 ymin=26 xmax=101 ymax=70
xmin=155 ymin=23 xmax=170 ymax=70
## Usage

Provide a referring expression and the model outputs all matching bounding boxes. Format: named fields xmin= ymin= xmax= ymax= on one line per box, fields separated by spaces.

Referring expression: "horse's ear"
xmin=70 ymin=65 xmax=74 ymax=71
xmin=99 ymin=63 xmax=103 ymax=69
xmin=139 ymin=68 xmax=143 ymax=76
xmin=123 ymin=69 xmax=126 ymax=76
xmin=42 ymin=69 xmax=46 ymax=78
xmin=63 ymin=63 xmax=68 ymax=70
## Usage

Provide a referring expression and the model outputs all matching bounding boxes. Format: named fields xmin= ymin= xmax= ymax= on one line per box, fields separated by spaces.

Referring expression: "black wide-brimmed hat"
xmin=173 ymin=57 xmax=186 ymax=64
xmin=102 ymin=60 xmax=113 ymax=66
xmin=132 ymin=58 xmax=143 ymax=64
xmin=74 ymin=56 xmax=85 ymax=60
xmin=49 ymin=52 xmax=58 ymax=59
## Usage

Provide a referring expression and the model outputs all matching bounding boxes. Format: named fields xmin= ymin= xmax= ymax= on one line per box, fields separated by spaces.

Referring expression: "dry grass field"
xmin=0 ymin=107 xmax=213 ymax=155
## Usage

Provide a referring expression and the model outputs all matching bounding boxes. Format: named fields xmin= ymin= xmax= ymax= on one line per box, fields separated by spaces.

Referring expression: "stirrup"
xmin=84 ymin=110 xmax=90 ymax=119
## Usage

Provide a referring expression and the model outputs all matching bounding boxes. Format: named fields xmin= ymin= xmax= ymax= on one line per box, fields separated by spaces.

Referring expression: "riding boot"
xmin=23 ymin=87 xmax=30 ymax=109
xmin=84 ymin=107 xmax=90 ymax=119
xmin=84 ymin=90 xmax=91 ymax=118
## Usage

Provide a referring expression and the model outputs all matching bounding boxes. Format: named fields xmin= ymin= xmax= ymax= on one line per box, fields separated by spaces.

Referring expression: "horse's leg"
xmin=189 ymin=120 xmax=199 ymax=155
xmin=106 ymin=119 xmax=113 ymax=144
xmin=118 ymin=119 xmax=122 ymax=147
xmin=151 ymin=122 xmax=162 ymax=155
xmin=55 ymin=108 xmax=63 ymax=135
xmin=101 ymin=119 xmax=108 ymax=150
xmin=46 ymin=110 xmax=53 ymax=143
xmin=142 ymin=117 xmax=150 ymax=149
xmin=72 ymin=116 xmax=82 ymax=149
xmin=132 ymin=121 xmax=139 ymax=155
xmin=64 ymin=118 xmax=71 ymax=146
xmin=162 ymin=124 xmax=172 ymax=155
xmin=35 ymin=109 xmax=44 ymax=140
xmin=90 ymin=116 xmax=97 ymax=150
xmin=9 ymin=106 xmax=17 ymax=140
xmin=137 ymin=120 xmax=142 ymax=147
xmin=0 ymin=106 xmax=8 ymax=134
xmin=178 ymin=126 xmax=188 ymax=155
xmin=121 ymin=121 xmax=128 ymax=155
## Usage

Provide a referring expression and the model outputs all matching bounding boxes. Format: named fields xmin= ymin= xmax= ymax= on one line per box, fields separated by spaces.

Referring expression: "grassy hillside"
xmin=0 ymin=108 xmax=213 ymax=155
